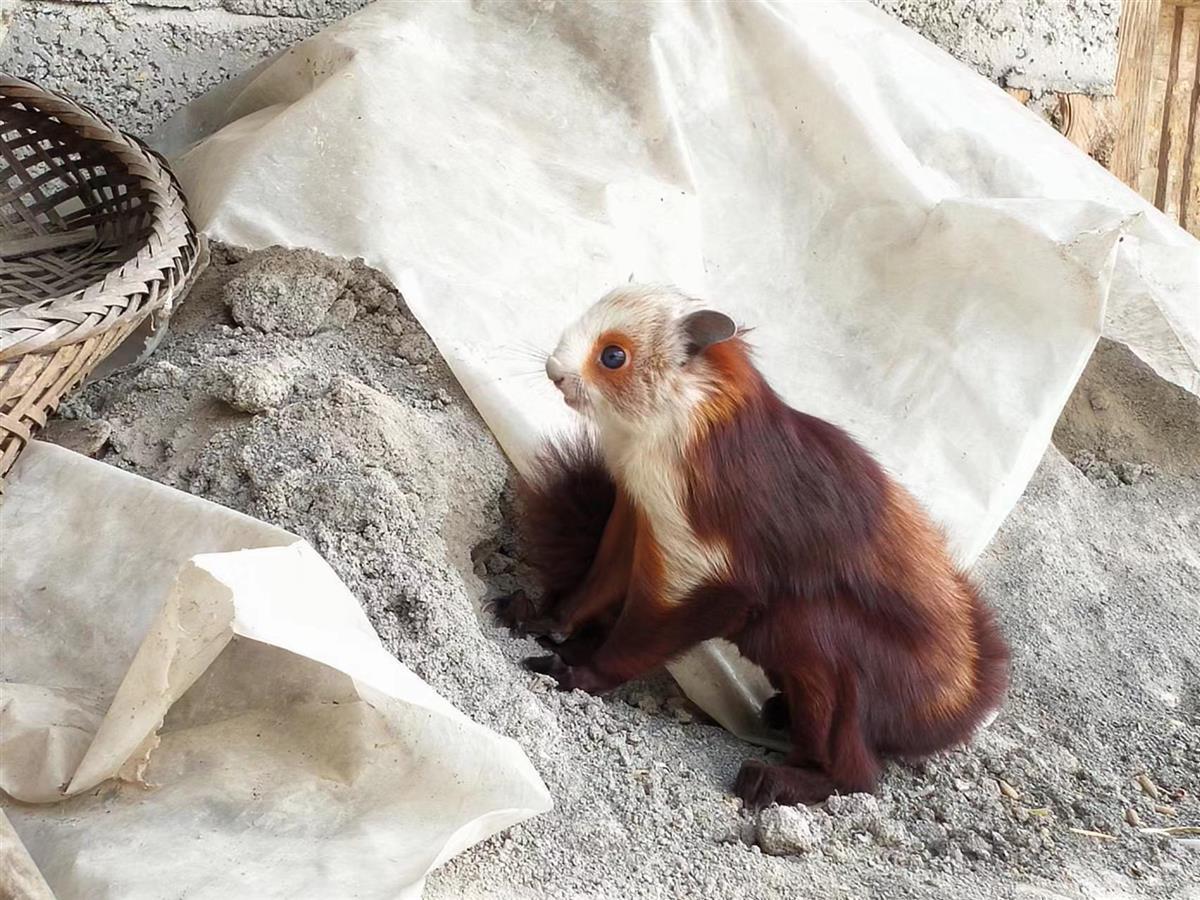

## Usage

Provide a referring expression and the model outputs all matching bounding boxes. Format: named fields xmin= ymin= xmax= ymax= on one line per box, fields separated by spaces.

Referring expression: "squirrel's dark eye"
xmin=600 ymin=345 xmax=627 ymax=370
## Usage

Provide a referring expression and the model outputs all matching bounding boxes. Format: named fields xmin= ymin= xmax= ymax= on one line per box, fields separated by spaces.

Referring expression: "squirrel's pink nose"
xmin=545 ymin=356 xmax=566 ymax=386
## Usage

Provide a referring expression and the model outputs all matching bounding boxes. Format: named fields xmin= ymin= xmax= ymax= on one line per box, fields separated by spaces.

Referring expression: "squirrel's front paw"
xmin=488 ymin=590 xmax=568 ymax=638
xmin=486 ymin=589 xmax=540 ymax=634
xmin=521 ymin=654 xmax=610 ymax=693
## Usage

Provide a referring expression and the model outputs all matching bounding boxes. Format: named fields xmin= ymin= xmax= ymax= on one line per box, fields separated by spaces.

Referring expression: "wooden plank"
xmin=1111 ymin=0 xmax=1164 ymax=189
xmin=1138 ymin=4 xmax=1178 ymax=200
xmin=1050 ymin=2 xmax=1163 ymax=173
xmin=1058 ymin=93 xmax=1109 ymax=159
xmin=1156 ymin=5 xmax=1196 ymax=215
xmin=1179 ymin=6 xmax=1200 ymax=233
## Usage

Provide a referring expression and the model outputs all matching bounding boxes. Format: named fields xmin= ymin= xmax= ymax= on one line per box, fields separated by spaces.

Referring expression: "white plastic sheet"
xmin=0 ymin=442 xmax=551 ymax=898
xmin=154 ymin=0 xmax=1200 ymax=742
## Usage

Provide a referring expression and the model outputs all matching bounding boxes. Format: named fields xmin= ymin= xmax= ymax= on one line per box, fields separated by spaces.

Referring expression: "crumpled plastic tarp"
xmin=157 ymin=1 xmax=1200 ymax=743
xmin=0 ymin=442 xmax=551 ymax=899
xmin=146 ymin=0 xmax=1200 ymax=751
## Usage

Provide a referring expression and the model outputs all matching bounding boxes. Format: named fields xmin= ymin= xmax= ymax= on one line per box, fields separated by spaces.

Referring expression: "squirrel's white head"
xmin=545 ymin=285 xmax=738 ymax=431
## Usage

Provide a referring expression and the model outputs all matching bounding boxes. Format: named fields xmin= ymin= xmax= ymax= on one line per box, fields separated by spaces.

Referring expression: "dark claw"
xmin=521 ymin=654 xmax=612 ymax=694
xmin=535 ymin=631 xmax=603 ymax=666
xmin=735 ymin=759 xmax=836 ymax=809
xmin=735 ymin=759 xmax=777 ymax=811
xmin=522 ymin=653 xmax=564 ymax=676
xmin=522 ymin=654 xmax=578 ymax=689
xmin=519 ymin=617 xmax=562 ymax=638
xmin=489 ymin=589 xmax=542 ymax=635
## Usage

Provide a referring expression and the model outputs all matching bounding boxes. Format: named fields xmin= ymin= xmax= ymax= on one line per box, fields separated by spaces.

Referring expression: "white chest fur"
xmin=600 ymin=416 xmax=730 ymax=602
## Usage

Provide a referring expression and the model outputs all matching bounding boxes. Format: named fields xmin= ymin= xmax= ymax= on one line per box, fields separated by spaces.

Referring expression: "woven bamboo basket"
xmin=0 ymin=75 xmax=207 ymax=485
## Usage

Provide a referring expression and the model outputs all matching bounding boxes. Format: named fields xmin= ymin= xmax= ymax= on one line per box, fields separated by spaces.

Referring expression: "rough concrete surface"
xmin=44 ymin=245 xmax=1199 ymax=900
xmin=874 ymin=0 xmax=1120 ymax=93
xmin=1 ymin=0 xmax=369 ymax=137
xmin=2 ymin=0 xmax=1118 ymax=139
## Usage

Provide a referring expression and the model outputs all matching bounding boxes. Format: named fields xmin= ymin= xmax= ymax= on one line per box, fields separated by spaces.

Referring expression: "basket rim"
xmin=0 ymin=74 xmax=205 ymax=362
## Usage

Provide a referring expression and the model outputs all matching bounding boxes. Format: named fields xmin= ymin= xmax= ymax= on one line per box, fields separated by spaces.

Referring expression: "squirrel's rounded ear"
xmin=681 ymin=309 xmax=737 ymax=356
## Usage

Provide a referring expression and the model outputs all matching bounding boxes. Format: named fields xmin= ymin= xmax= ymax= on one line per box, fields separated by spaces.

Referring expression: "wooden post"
xmin=1152 ymin=2 xmax=1199 ymax=228
xmin=1109 ymin=0 xmax=1164 ymax=190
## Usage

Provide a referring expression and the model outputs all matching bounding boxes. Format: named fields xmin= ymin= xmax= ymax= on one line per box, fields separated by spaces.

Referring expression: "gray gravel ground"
xmin=45 ymin=245 xmax=1199 ymax=900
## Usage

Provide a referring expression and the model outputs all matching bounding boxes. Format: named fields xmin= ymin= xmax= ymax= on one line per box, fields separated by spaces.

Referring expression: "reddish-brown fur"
xmin=496 ymin=336 xmax=1010 ymax=808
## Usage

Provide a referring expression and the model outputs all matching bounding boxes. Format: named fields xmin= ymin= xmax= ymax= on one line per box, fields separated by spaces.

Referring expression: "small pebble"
xmin=755 ymin=805 xmax=828 ymax=856
xmin=39 ymin=418 xmax=112 ymax=457
xmin=1137 ymin=774 xmax=1161 ymax=800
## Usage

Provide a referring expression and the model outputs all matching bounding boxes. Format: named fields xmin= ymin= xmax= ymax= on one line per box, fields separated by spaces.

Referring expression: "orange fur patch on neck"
xmin=691 ymin=339 xmax=760 ymax=435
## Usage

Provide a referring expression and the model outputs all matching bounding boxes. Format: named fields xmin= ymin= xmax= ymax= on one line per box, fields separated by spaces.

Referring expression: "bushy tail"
xmin=516 ymin=433 xmax=616 ymax=597
xmin=920 ymin=578 xmax=1012 ymax=753
xmin=882 ymin=576 xmax=1012 ymax=759
xmin=964 ymin=578 xmax=1011 ymax=729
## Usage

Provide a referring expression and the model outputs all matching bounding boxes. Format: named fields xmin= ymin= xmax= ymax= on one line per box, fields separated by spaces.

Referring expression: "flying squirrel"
xmin=494 ymin=284 xmax=1010 ymax=808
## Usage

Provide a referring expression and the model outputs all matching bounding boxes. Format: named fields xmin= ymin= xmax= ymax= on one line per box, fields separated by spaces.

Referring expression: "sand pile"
xmin=44 ymin=245 xmax=1199 ymax=900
